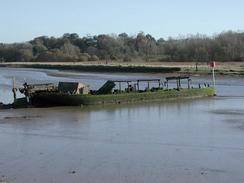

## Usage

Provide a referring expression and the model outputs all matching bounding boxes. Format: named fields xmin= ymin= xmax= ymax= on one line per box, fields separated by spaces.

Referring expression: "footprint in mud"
xmin=68 ymin=170 xmax=76 ymax=174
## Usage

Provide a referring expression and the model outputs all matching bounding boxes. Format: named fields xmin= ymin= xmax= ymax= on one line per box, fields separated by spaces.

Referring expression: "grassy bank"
xmin=0 ymin=62 xmax=180 ymax=73
xmin=0 ymin=61 xmax=244 ymax=75
xmin=179 ymin=62 xmax=244 ymax=75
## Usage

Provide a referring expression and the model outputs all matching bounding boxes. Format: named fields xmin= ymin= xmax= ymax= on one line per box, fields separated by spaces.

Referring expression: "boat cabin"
xmin=20 ymin=83 xmax=57 ymax=96
xmin=58 ymin=82 xmax=90 ymax=94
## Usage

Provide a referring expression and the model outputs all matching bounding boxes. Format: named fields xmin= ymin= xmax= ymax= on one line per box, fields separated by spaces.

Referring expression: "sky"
xmin=0 ymin=0 xmax=244 ymax=43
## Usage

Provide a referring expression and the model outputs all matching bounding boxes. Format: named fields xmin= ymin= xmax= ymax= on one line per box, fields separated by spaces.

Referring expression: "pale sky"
xmin=0 ymin=0 xmax=244 ymax=43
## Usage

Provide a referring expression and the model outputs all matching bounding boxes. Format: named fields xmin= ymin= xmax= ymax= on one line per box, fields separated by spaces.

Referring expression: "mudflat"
xmin=0 ymin=68 xmax=244 ymax=183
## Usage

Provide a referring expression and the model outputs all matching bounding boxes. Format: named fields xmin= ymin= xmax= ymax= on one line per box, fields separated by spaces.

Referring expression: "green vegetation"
xmin=1 ymin=63 xmax=181 ymax=73
xmin=1 ymin=31 xmax=244 ymax=63
xmin=179 ymin=62 xmax=244 ymax=75
xmin=79 ymin=88 xmax=215 ymax=105
xmin=34 ymin=87 xmax=215 ymax=106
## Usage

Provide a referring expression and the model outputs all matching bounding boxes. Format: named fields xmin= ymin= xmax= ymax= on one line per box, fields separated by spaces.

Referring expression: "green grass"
xmin=63 ymin=87 xmax=215 ymax=105
xmin=180 ymin=64 xmax=244 ymax=75
xmin=28 ymin=87 xmax=215 ymax=107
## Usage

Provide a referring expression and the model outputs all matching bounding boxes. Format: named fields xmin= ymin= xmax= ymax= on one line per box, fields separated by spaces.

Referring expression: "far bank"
xmin=0 ymin=61 xmax=243 ymax=75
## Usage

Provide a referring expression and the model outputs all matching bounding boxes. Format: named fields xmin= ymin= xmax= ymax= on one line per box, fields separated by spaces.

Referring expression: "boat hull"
xmin=30 ymin=87 xmax=215 ymax=107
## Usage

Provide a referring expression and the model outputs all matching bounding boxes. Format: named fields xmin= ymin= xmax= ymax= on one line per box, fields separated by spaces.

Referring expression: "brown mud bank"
xmin=0 ymin=62 xmax=180 ymax=73
xmin=1 ymin=61 xmax=244 ymax=75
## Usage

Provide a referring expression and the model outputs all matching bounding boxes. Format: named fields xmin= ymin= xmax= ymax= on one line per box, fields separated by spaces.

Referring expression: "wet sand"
xmin=0 ymin=68 xmax=244 ymax=183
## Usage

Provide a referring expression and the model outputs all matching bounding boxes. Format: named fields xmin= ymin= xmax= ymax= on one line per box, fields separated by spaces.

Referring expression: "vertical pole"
xmin=212 ymin=67 xmax=216 ymax=88
xmin=127 ymin=82 xmax=129 ymax=92
xmin=119 ymin=82 xmax=121 ymax=92
xmin=12 ymin=77 xmax=17 ymax=101
xmin=137 ymin=81 xmax=139 ymax=91
xmin=195 ymin=62 xmax=198 ymax=71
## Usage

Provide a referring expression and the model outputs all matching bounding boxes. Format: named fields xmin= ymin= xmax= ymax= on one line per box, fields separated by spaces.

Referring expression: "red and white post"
xmin=209 ymin=61 xmax=216 ymax=88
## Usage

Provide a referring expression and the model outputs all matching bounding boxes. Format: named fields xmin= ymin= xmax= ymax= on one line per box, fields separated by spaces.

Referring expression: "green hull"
xmin=30 ymin=87 xmax=215 ymax=107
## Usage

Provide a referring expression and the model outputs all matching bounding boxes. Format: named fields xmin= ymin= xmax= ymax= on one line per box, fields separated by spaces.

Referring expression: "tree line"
xmin=0 ymin=31 xmax=244 ymax=62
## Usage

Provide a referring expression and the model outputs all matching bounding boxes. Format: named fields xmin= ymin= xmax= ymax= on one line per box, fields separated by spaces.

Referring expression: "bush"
xmin=78 ymin=53 xmax=90 ymax=61
xmin=157 ymin=55 xmax=172 ymax=62
xmin=110 ymin=55 xmax=118 ymax=60
xmin=36 ymin=50 xmax=66 ymax=62
xmin=88 ymin=55 xmax=99 ymax=61
xmin=123 ymin=56 xmax=132 ymax=62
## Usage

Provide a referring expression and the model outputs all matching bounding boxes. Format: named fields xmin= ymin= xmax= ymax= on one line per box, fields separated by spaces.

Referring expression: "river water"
xmin=0 ymin=67 xmax=244 ymax=183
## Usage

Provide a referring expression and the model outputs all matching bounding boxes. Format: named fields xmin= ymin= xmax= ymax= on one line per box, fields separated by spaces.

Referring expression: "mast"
xmin=209 ymin=61 xmax=216 ymax=95
xmin=12 ymin=77 xmax=17 ymax=102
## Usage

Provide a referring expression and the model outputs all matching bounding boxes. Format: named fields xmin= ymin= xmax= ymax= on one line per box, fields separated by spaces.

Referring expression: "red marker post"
xmin=208 ymin=61 xmax=216 ymax=89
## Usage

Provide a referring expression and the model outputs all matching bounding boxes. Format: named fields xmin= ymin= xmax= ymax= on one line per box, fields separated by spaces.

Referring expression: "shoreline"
xmin=0 ymin=62 xmax=180 ymax=73
xmin=0 ymin=61 xmax=244 ymax=75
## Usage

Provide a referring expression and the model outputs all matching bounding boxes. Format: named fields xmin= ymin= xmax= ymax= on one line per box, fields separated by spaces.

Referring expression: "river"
xmin=0 ymin=67 xmax=244 ymax=183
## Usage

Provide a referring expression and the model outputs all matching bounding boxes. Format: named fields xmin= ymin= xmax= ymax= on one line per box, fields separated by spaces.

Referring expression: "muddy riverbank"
xmin=1 ymin=61 xmax=244 ymax=75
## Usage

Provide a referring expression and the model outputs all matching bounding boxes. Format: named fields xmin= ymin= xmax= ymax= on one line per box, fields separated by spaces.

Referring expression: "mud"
xmin=1 ymin=68 xmax=244 ymax=183
xmin=3 ymin=115 xmax=41 ymax=120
